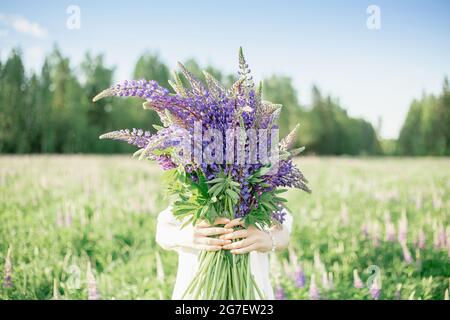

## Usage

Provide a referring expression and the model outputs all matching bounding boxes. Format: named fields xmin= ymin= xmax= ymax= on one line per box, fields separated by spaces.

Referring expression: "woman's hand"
xmin=191 ymin=217 xmax=233 ymax=251
xmin=220 ymin=218 xmax=273 ymax=254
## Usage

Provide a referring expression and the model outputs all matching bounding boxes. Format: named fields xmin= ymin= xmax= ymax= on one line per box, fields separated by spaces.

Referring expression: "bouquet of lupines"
xmin=93 ymin=48 xmax=310 ymax=299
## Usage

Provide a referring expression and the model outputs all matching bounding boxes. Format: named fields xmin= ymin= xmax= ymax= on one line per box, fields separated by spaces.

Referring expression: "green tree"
xmin=307 ymin=87 xmax=340 ymax=154
xmin=47 ymin=47 xmax=84 ymax=152
xmin=262 ymin=75 xmax=304 ymax=142
xmin=39 ymin=58 xmax=56 ymax=152
xmin=133 ymin=51 xmax=170 ymax=85
xmin=397 ymin=80 xmax=449 ymax=156
xmin=0 ymin=47 xmax=397 ymax=156
xmin=439 ymin=77 xmax=450 ymax=155
xmin=0 ymin=49 xmax=27 ymax=152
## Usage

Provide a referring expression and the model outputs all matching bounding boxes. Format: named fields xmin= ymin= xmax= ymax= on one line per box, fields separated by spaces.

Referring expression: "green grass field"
xmin=0 ymin=156 xmax=449 ymax=300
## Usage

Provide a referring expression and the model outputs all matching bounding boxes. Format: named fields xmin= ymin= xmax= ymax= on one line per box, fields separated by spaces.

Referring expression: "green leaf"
xmin=258 ymin=165 xmax=272 ymax=176
xmin=208 ymin=183 xmax=224 ymax=197
xmin=133 ymin=149 xmax=144 ymax=158
xmin=206 ymin=177 xmax=225 ymax=184
xmin=152 ymin=124 xmax=165 ymax=131
xmin=225 ymin=189 xmax=240 ymax=203
xmin=229 ymin=181 xmax=240 ymax=187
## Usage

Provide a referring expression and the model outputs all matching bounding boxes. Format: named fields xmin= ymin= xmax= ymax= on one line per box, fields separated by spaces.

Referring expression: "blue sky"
xmin=1 ymin=0 xmax=449 ymax=138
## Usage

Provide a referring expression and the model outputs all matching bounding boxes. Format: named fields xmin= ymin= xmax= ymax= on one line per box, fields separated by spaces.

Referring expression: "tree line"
xmin=0 ymin=47 xmax=447 ymax=155
xmin=397 ymin=79 xmax=450 ymax=156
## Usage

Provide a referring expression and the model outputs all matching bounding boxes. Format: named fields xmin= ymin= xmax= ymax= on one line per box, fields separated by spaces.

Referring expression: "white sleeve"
xmin=282 ymin=209 xmax=293 ymax=235
xmin=155 ymin=206 xmax=195 ymax=252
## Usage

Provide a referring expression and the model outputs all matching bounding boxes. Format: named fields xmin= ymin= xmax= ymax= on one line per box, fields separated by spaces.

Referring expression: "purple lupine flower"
xmin=433 ymin=233 xmax=440 ymax=249
xmin=353 ymin=269 xmax=364 ymax=289
xmin=92 ymin=49 xmax=311 ymax=223
xmin=272 ymin=206 xmax=287 ymax=224
xmin=416 ymin=229 xmax=426 ymax=249
xmin=398 ymin=211 xmax=408 ymax=244
xmin=371 ymin=222 xmax=381 ymax=247
xmin=294 ymin=265 xmax=306 ymax=288
xmin=3 ymin=247 xmax=12 ymax=288
xmin=99 ymin=128 xmax=152 ymax=148
xmin=275 ymin=284 xmax=286 ymax=300
xmin=401 ymin=243 xmax=413 ymax=264
xmin=438 ymin=224 xmax=447 ymax=248
xmin=87 ymin=261 xmax=100 ymax=300
xmin=447 ymin=226 xmax=450 ymax=246
xmin=156 ymin=155 xmax=177 ymax=170
xmin=309 ymin=275 xmax=320 ymax=300
xmin=266 ymin=160 xmax=310 ymax=193
xmin=370 ymin=279 xmax=381 ymax=300
xmin=94 ymin=79 xmax=200 ymax=127
xmin=385 ymin=221 xmax=396 ymax=242
xmin=447 ymin=241 xmax=450 ymax=259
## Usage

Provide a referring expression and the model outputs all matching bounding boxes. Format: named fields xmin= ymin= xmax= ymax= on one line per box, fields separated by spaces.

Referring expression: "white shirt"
xmin=155 ymin=206 xmax=293 ymax=300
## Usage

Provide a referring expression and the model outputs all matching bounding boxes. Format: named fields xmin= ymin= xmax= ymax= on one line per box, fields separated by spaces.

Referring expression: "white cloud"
xmin=0 ymin=14 xmax=47 ymax=38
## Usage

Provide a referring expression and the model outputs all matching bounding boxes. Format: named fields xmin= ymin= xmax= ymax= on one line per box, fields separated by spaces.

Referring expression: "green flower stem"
xmin=231 ymin=254 xmax=240 ymax=298
xmin=251 ymin=272 xmax=265 ymax=299
xmin=183 ymin=250 xmax=213 ymax=298
xmin=211 ymin=251 xmax=223 ymax=298
xmin=182 ymin=250 xmax=263 ymax=300
xmin=245 ymin=256 xmax=252 ymax=298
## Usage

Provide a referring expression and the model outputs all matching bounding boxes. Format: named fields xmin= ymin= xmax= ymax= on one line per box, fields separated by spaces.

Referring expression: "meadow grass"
xmin=0 ymin=155 xmax=449 ymax=300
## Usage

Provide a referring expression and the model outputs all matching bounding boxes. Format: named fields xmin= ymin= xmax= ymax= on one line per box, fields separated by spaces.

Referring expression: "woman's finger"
xmin=195 ymin=227 xmax=232 ymax=237
xmin=196 ymin=220 xmax=212 ymax=228
xmin=220 ymin=229 xmax=249 ymax=240
xmin=230 ymin=243 xmax=258 ymax=254
xmin=214 ymin=217 xmax=230 ymax=225
xmin=222 ymin=238 xmax=253 ymax=250
xmin=194 ymin=237 xmax=231 ymax=246
xmin=224 ymin=218 xmax=244 ymax=229
xmin=196 ymin=244 xmax=223 ymax=251
xmin=197 ymin=217 xmax=231 ymax=228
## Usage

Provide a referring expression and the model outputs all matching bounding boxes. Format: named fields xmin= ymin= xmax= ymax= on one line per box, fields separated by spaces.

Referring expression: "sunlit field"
xmin=0 ymin=156 xmax=449 ymax=300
